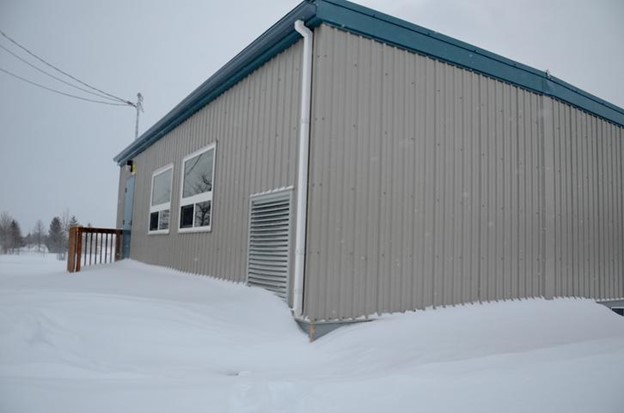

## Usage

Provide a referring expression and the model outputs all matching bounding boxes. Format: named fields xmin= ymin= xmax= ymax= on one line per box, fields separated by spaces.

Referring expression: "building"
xmin=114 ymin=0 xmax=624 ymax=335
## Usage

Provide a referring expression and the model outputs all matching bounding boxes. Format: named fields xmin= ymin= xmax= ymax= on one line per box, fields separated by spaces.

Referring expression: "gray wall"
xmin=549 ymin=99 xmax=624 ymax=299
xmin=303 ymin=25 xmax=624 ymax=321
xmin=126 ymin=41 xmax=302 ymax=282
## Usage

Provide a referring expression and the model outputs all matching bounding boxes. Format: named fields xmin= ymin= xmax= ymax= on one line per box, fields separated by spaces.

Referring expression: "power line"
xmin=0 ymin=28 xmax=135 ymax=106
xmin=0 ymin=66 xmax=129 ymax=106
xmin=0 ymin=42 xmax=122 ymax=103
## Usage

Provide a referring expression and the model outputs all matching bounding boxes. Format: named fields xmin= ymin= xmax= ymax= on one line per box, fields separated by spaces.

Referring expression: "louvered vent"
xmin=247 ymin=191 xmax=292 ymax=300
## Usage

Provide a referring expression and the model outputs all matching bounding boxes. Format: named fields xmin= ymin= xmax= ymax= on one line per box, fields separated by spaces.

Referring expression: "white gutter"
xmin=292 ymin=20 xmax=313 ymax=319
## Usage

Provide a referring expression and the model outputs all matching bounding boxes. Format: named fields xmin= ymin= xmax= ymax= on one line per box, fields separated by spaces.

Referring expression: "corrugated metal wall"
xmin=304 ymin=25 xmax=624 ymax=321
xmin=128 ymin=41 xmax=302 ymax=282
xmin=549 ymin=99 xmax=624 ymax=299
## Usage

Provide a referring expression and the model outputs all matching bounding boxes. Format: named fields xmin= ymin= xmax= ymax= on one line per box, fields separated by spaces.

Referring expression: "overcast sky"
xmin=0 ymin=0 xmax=622 ymax=233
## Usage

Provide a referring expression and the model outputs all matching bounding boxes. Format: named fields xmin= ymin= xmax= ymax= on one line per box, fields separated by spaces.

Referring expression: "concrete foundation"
xmin=296 ymin=318 xmax=371 ymax=341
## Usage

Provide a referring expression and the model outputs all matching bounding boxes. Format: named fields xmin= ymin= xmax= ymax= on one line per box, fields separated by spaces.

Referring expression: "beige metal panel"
xmin=339 ymin=32 xmax=359 ymax=317
xmin=127 ymin=41 xmax=302 ymax=282
xmin=517 ymin=89 xmax=528 ymax=297
xmin=578 ymin=108 xmax=587 ymax=296
xmin=553 ymin=101 xmax=566 ymax=296
xmin=467 ymin=71 xmax=481 ymax=303
xmin=542 ymin=96 xmax=556 ymax=299
xmin=616 ymin=125 xmax=623 ymax=298
xmin=549 ymin=99 xmax=624 ymax=300
xmin=421 ymin=56 xmax=436 ymax=310
xmin=485 ymin=74 xmax=498 ymax=302
xmin=508 ymin=85 xmax=519 ymax=299
xmin=379 ymin=42 xmax=395 ymax=313
xmin=587 ymin=115 xmax=596 ymax=298
xmin=619 ymin=127 xmax=624 ymax=298
xmin=304 ymin=25 xmax=552 ymax=321
xmin=597 ymin=117 xmax=605 ymax=298
xmin=432 ymin=58 xmax=445 ymax=307
xmin=306 ymin=23 xmax=623 ymax=322
xmin=572 ymin=106 xmax=582 ymax=295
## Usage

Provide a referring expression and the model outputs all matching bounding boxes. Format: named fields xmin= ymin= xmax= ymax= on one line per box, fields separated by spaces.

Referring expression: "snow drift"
xmin=1 ymin=255 xmax=623 ymax=412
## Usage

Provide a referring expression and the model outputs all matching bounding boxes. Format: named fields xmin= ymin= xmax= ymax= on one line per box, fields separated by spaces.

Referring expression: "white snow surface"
xmin=1 ymin=255 xmax=623 ymax=413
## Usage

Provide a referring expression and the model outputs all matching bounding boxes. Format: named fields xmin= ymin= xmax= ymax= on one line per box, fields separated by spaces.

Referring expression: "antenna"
xmin=134 ymin=92 xmax=144 ymax=140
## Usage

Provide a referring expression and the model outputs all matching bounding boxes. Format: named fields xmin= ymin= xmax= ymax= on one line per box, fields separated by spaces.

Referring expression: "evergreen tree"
xmin=47 ymin=217 xmax=66 ymax=254
xmin=8 ymin=220 xmax=24 ymax=253
xmin=0 ymin=211 xmax=13 ymax=254
xmin=24 ymin=233 xmax=33 ymax=248
xmin=69 ymin=216 xmax=80 ymax=228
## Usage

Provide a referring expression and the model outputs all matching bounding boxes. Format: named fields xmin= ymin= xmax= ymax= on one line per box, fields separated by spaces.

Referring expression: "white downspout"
xmin=292 ymin=20 xmax=313 ymax=319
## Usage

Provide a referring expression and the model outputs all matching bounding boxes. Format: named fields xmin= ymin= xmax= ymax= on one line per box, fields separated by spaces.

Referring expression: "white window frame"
xmin=148 ymin=163 xmax=173 ymax=235
xmin=178 ymin=143 xmax=216 ymax=233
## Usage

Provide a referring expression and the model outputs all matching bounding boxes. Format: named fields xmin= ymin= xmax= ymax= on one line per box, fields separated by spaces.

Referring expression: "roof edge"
xmin=317 ymin=0 xmax=624 ymax=126
xmin=114 ymin=1 xmax=316 ymax=164
xmin=115 ymin=0 xmax=624 ymax=165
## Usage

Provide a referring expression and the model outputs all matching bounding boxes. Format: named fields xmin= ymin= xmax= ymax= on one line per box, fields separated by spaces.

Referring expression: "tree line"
xmin=0 ymin=210 xmax=86 ymax=256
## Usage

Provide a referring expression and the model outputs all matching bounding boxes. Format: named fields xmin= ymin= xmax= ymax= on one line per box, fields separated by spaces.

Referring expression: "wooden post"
xmin=114 ymin=230 xmax=122 ymax=261
xmin=75 ymin=227 xmax=83 ymax=272
xmin=67 ymin=227 xmax=77 ymax=272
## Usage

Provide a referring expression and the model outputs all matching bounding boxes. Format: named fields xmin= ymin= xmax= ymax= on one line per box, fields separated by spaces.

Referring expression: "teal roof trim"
xmin=115 ymin=0 xmax=623 ymax=165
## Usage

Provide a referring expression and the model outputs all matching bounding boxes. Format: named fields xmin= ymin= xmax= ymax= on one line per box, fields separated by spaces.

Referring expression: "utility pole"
xmin=134 ymin=92 xmax=143 ymax=140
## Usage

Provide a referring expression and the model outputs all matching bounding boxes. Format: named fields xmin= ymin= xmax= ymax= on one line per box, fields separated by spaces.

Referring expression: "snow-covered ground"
xmin=1 ymin=255 xmax=623 ymax=413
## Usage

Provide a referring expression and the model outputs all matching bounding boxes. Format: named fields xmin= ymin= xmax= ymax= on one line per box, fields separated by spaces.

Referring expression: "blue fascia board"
xmin=115 ymin=0 xmax=623 ymax=165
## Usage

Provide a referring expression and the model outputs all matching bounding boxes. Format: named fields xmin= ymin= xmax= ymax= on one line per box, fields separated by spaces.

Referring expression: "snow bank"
xmin=1 ymin=256 xmax=623 ymax=412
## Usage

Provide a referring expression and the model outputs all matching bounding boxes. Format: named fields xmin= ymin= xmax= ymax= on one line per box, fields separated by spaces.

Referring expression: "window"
xmin=179 ymin=144 xmax=216 ymax=232
xmin=149 ymin=164 xmax=173 ymax=234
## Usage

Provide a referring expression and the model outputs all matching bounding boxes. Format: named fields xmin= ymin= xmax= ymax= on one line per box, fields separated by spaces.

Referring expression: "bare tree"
xmin=32 ymin=220 xmax=47 ymax=254
xmin=60 ymin=208 xmax=71 ymax=237
xmin=55 ymin=209 xmax=79 ymax=258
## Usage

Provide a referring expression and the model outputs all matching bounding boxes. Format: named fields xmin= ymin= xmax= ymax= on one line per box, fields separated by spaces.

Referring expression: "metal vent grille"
xmin=247 ymin=191 xmax=292 ymax=300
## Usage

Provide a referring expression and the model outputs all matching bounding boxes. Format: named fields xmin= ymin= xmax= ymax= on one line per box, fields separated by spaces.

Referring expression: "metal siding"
xmin=128 ymin=41 xmax=302 ymax=281
xmin=580 ymin=112 xmax=589 ymax=295
xmin=620 ymin=127 xmax=624 ymax=298
xmin=121 ymin=23 xmax=624 ymax=322
xmin=468 ymin=71 xmax=481 ymax=303
xmin=542 ymin=96 xmax=555 ymax=299
xmin=304 ymin=25 xmax=624 ymax=321
xmin=379 ymin=42 xmax=393 ymax=313
xmin=341 ymin=34 xmax=358 ymax=317
xmin=422 ymin=56 xmax=435 ymax=310
xmin=588 ymin=115 xmax=597 ymax=298
xmin=517 ymin=89 xmax=527 ymax=297
xmin=550 ymin=99 xmax=624 ymax=300
xmin=485 ymin=75 xmax=497 ymax=302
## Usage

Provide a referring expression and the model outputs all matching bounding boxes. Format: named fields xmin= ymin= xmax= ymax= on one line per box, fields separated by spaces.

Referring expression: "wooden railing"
xmin=67 ymin=227 xmax=123 ymax=273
